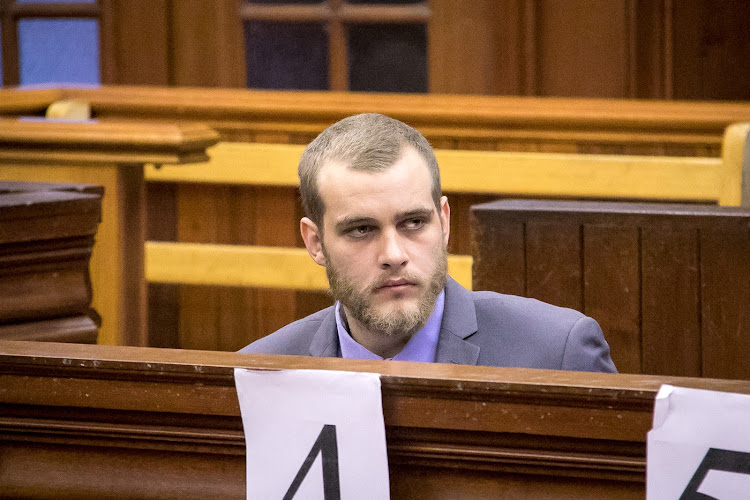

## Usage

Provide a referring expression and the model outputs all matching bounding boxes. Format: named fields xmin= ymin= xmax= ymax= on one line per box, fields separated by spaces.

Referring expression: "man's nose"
xmin=378 ymin=229 xmax=408 ymax=269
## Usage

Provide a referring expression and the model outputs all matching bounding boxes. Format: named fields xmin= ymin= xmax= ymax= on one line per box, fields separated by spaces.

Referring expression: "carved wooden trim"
xmin=2 ymin=341 xmax=750 ymax=498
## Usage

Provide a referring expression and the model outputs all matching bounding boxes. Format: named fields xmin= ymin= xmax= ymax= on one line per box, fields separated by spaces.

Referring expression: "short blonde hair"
xmin=298 ymin=113 xmax=441 ymax=229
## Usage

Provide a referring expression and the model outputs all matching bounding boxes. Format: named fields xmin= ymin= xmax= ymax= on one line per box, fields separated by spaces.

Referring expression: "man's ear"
xmin=300 ymin=217 xmax=327 ymax=266
xmin=439 ymin=196 xmax=451 ymax=247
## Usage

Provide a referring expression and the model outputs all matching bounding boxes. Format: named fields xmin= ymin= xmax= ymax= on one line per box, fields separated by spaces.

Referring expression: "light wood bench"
xmin=144 ymin=122 xmax=749 ymax=292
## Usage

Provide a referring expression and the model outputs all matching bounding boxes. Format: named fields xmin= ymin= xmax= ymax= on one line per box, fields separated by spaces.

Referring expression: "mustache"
xmin=371 ymin=272 xmax=422 ymax=290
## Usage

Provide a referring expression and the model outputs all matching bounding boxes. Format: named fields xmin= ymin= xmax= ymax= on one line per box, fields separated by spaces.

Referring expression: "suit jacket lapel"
xmin=435 ymin=277 xmax=481 ymax=365
xmin=309 ymin=308 xmax=340 ymax=357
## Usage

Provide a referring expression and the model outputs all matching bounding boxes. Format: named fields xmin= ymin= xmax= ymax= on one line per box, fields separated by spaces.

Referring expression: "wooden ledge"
xmin=57 ymin=85 xmax=750 ymax=132
xmin=3 ymin=340 xmax=750 ymax=496
xmin=0 ymin=119 xmax=219 ymax=165
xmin=0 ymin=87 xmax=62 ymax=114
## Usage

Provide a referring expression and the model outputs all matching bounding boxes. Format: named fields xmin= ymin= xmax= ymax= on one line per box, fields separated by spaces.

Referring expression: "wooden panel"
xmin=171 ymin=0 xmax=246 ymax=87
xmin=176 ymin=185 xmax=299 ymax=350
xmin=634 ymin=0 xmax=670 ymax=98
xmin=5 ymin=342 xmax=750 ymax=498
xmin=584 ymin=226 xmax=641 ymax=374
xmin=640 ymin=227 xmax=701 ymax=376
xmin=526 ymin=221 xmax=582 ymax=311
xmin=672 ymin=1 xmax=750 ymax=100
xmin=470 ymin=217 xmax=525 ymax=297
xmin=146 ymin=183 xmax=179 ymax=348
xmin=471 ymin=199 xmax=750 ymax=379
xmin=447 ymin=193 xmax=497 ymax=256
xmin=701 ymin=227 xmax=750 ymax=379
xmin=428 ymin=0 xmax=513 ymax=94
xmin=106 ymin=0 xmax=170 ymax=85
xmin=537 ymin=0 xmax=631 ymax=97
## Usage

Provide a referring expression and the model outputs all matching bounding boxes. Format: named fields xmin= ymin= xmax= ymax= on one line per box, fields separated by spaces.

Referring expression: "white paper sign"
xmin=234 ymin=368 xmax=390 ymax=500
xmin=647 ymin=384 xmax=750 ymax=499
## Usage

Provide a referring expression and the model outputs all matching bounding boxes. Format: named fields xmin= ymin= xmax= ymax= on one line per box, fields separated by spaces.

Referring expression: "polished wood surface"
xmin=471 ymin=200 xmax=750 ymax=379
xmin=55 ymin=86 xmax=750 ymax=151
xmin=0 ymin=182 xmax=101 ymax=343
xmin=0 ymin=120 xmax=219 ymax=346
xmin=2 ymin=340 xmax=750 ymax=498
xmin=145 ymin=242 xmax=473 ymax=291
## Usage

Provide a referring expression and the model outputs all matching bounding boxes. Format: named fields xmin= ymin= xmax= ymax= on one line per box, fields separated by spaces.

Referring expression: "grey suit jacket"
xmin=240 ymin=277 xmax=617 ymax=373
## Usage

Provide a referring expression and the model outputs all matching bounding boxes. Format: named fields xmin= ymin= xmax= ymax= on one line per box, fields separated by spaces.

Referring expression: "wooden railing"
xmin=3 ymin=340 xmax=750 ymax=498
xmin=0 ymin=120 xmax=219 ymax=347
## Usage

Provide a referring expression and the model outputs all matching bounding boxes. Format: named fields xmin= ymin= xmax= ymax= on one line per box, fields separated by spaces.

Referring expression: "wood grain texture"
xmin=429 ymin=0 xmax=510 ymax=94
xmin=50 ymin=86 xmax=750 ymax=151
xmin=584 ymin=225 xmax=641 ymax=374
xmin=471 ymin=199 xmax=750 ymax=378
xmin=0 ymin=183 xmax=101 ymax=344
xmin=538 ymin=0 xmax=630 ymax=98
xmin=4 ymin=341 xmax=750 ymax=499
xmin=172 ymin=0 xmax=246 ymax=87
xmin=526 ymin=221 xmax=582 ymax=311
xmin=640 ymin=226 xmax=700 ymax=376
xmin=700 ymin=227 xmax=750 ymax=379
xmin=106 ymin=0 xmax=170 ymax=85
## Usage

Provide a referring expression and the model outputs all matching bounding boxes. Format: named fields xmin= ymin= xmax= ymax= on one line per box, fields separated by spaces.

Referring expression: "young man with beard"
xmin=240 ymin=114 xmax=616 ymax=373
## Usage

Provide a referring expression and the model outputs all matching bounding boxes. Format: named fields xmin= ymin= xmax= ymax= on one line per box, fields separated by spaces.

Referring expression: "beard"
xmin=324 ymin=244 xmax=448 ymax=338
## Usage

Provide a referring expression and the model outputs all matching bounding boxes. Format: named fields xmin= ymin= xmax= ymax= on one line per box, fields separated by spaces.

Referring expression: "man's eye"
xmin=403 ymin=218 xmax=425 ymax=229
xmin=348 ymin=225 xmax=373 ymax=237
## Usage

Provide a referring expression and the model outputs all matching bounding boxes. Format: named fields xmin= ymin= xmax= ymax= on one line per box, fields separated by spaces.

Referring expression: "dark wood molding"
xmin=2 ymin=341 xmax=750 ymax=498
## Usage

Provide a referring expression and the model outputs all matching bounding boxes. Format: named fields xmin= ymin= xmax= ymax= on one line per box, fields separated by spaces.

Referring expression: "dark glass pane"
xmin=348 ymin=24 xmax=427 ymax=93
xmin=244 ymin=21 xmax=328 ymax=90
xmin=347 ymin=0 xmax=423 ymax=3
xmin=18 ymin=18 xmax=99 ymax=85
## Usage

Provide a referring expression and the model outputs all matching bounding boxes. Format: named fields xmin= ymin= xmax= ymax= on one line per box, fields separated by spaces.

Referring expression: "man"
xmin=240 ymin=113 xmax=616 ymax=373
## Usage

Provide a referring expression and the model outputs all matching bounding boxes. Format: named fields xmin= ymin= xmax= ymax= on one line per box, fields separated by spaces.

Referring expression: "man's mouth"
xmin=374 ymin=278 xmax=417 ymax=292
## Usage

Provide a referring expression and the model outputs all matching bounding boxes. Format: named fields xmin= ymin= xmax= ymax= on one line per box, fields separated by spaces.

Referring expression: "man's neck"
xmin=340 ymin=307 xmax=417 ymax=359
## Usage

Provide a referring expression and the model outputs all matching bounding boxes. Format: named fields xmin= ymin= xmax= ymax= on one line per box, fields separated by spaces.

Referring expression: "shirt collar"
xmin=335 ymin=290 xmax=445 ymax=362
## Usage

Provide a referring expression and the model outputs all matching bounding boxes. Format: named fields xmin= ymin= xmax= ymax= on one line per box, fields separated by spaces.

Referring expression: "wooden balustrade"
xmin=2 ymin=340 xmax=750 ymax=499
xmin=0 ymin=119 xmax=218 ymax=347
xmin=0 ymin=181 xmax=102 ymax=343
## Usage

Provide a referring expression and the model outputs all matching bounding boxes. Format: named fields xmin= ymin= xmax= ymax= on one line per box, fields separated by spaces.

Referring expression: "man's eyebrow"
xmin=334 ymin=216 xmax=378 ymax=232
xmin=397 ymin=208 xmax=434 ymax=221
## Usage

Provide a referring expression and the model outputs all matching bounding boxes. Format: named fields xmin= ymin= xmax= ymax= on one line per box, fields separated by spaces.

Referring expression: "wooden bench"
xmin=2 ymin=340 xmax=750 ymax=499
xmin=3 ymin=86 xmax=749 ymax=349
xmin=471 ymin=199 xmax=750 ymax=379
xmin=145 ymin=121 xmax=749 ymax=287
xmin=142 ymin=122 xmax=749 ymax=349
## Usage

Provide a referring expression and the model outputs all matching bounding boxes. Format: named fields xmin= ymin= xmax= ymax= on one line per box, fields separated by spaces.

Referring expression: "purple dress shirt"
xmin=335 ymin=290 xmax=445 ymax=362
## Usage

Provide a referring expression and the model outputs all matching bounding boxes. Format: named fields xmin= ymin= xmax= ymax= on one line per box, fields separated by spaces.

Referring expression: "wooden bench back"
xmin=144 ymin=122 xmax=749 ymax=293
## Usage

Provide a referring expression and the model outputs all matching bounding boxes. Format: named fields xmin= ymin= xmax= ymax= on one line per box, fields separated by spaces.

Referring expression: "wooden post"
xmin=0 ymin=120 xmax=218 ymax=346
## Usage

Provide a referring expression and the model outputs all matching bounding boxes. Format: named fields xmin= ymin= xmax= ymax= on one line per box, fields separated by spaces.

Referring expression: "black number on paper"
xmin=283 ymin=424 xmax=341 ymax=500
xmin=680 ymin=447 xmax=750 ymax=499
